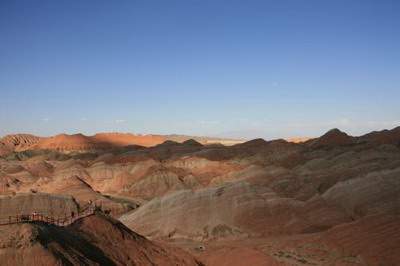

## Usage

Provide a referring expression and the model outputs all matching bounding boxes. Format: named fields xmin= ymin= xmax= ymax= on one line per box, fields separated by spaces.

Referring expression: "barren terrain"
xmin=0 ymin=127 xmax=399 ymax=265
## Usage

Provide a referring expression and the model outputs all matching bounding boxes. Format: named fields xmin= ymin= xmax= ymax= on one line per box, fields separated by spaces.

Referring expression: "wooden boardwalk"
xmin=0 ymin=204 xmax=96 ymax=227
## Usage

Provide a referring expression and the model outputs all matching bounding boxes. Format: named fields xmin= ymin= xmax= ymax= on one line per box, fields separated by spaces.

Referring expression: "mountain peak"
xmin=325 ymin=128 xmax=345 ymax=135
xmin=182 ymin=139 xmax=203 ymax=146
xmin=309 ymin=128 xmax=354 ymax=147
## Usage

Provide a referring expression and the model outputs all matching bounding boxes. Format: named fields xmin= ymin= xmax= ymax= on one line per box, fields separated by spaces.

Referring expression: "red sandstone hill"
xmin=32 ymin=133 xmax=153 ymax=152
xmin=0 ymin=212 xmax=201 ymax=266
xmin=93 ymin=132 xmax=166 ymax=147
xmin=35 ymin=134 xmax=102 ymax=151
xmin=0 ymin=134 xmax=42 ymax=155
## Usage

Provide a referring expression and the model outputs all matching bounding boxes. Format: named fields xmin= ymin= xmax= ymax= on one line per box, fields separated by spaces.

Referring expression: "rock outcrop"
xmin=0 ymin=134 xmax=42 ymax=155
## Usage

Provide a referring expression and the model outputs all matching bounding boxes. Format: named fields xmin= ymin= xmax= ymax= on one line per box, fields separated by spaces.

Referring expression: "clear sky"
xmin=1 ymin=0 xmax=399 ymax=139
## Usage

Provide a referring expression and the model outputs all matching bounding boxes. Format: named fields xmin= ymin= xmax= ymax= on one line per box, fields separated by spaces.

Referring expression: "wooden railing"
xmin=0 ymin=204 xmax=96 ymax=227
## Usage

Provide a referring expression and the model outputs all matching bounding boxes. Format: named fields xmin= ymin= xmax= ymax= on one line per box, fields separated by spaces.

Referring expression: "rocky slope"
xmin=0 ymin=193 xmax=78 ymax=218
xmin=0 ymin=212 xmax=201 ymax=266
xmin=0 ymin=134 xmax=42 ymax=156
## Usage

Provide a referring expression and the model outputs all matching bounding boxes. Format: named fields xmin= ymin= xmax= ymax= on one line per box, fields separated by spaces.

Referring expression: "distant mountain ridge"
xmin=0 ymin=132 xmax=244 ymax=154
xmin=1 ymin=126 xmax=399 ymax=155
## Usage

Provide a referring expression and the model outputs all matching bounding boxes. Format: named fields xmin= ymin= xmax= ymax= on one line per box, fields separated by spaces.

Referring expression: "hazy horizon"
xmin=1 ymin=0 xmax=399 ymax=139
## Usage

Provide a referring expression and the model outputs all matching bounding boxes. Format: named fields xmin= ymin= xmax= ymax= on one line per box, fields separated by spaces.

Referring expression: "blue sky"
xmin=1 ymin=0 xmax=399 ymax=139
